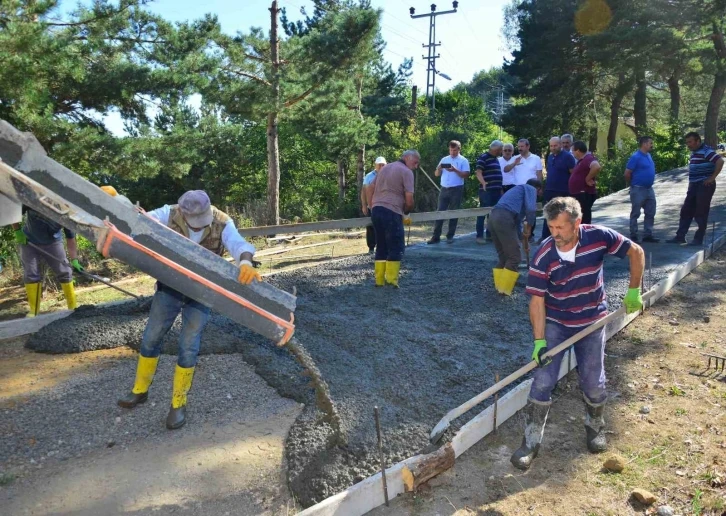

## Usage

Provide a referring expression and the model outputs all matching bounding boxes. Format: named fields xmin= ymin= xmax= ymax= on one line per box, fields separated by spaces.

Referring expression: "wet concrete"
xmin=20 ymin=168 xmax=726 ymax=507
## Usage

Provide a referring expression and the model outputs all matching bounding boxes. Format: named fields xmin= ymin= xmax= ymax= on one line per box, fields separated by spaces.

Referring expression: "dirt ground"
xmin=371 ymin=251 xmax=726 ymax=516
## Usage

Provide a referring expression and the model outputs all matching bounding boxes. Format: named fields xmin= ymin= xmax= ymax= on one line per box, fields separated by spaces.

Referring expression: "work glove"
xmin=238 ymin=260 xmax=261 ymax=284
xmin=623 ymin=287 xmax=643 ymax=314
xmin=532 ymin=339 xmax=550 ymax=367
xmin=14 ymin=229 xmax=27 ymax=245
xmin=403 ymin=215 xmax=412 ymax=226
xmin=71 ymin=259 xmax=84 ymax=273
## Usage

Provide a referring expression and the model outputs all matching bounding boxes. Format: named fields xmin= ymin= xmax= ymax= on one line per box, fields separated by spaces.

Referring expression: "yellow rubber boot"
xmin=24 ymin=282 xmax=42 ymax=317
xmin=167 ymin=364 xmax=195 ymax=429
xmin=61 ymin=281 xmax=77 ymax=310
xmin=492 ymin=268 xmax=503 ymax=293
xmin=499 ymin=269 xmax=520 ymax=296
xmin=374 ymin=261 xmax=386 ymax=287
xmin=118 ymin=355 xmax=159 ymax=408
xmin=385 ymin=261 xmax=401 ymax=288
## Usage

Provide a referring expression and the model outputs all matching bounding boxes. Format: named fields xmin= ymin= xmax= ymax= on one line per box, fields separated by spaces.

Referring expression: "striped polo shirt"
xmin=475 ymin=151 xmax=503 ymax=190
xmin=526 ymin=225 xmax=632 ymax=328
xmin=688 ymin=144 xmax=721 ymax=183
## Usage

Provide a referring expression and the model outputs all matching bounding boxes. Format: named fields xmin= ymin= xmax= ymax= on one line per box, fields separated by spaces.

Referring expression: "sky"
xmin=61 ymin=0 xmax=512 ymax=133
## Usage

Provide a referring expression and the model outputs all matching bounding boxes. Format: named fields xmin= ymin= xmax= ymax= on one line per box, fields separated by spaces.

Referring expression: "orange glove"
xmin=238 ymin=260 xmax=261 ymax=284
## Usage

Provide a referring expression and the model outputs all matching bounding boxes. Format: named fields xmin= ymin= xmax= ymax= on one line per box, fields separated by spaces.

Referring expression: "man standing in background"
xmin=475 ymin=140 xmax=504 ymax=244
xmin=539 ymin=136 xmax=576 ymax=243
xmin=561 ymin=134 xmax=574 ymax=155
xmin=428 ymin=140 xmax=470 ymax=244
xmin=370 ymin=151 xmax=417 ymax=287
xmin=500 ymin=143 xmax=517 ymax=193
xmin=666 ymin=132 xmax=723 ymax=246
xmin=569 ymin=141 xmax=601 ymax=224
xmin=361 ymin=156 xmax=387 ymax=253
xmin=624 ymin=136 xmax=660 ymax=243
xmin=502 ymin=138 xmax=542 ymax=239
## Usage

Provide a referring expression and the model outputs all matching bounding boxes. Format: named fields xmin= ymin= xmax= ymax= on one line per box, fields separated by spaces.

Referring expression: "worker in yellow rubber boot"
xmin=118 ymin=191 xmax=261 ymax=430
xmin=12 ymin=209 xmax=81 ymax=316
xmin=488 ymin=178 xmax=542 ymax=295
xmin=369 ymin=150 xmax=418 ymax=287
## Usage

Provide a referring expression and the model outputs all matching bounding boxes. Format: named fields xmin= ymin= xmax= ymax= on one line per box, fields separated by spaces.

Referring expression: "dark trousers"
xmin=476 ymin=189 xmax=502 ymax=238
xmin=502 ymin=184 xmax=515 ymax=193
xmin=366 ymin=224 xmax=376 ymax=251
xmin=488 ymin=208 xmax=520 ymax=271
xmin=372 ymin=206 xmax=405 ymax=262
xmin=574 ymin=192 xmax=597 ymax=224
xmin=432 ymin=185 xmax=464 ymax=240
xmin=540 ymin=190 xmax=570 ymax=240
xmin=676 ymin=181 xmax=717 ymax=243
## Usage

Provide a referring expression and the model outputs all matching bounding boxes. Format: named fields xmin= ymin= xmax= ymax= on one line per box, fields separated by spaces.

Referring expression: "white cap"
xmin=374 ymin=156 xmax=387 ymax=165
xmin=178 ymin=190 xmax=213 ymax=228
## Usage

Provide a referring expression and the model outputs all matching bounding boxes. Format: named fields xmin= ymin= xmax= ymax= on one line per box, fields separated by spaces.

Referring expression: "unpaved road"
xmin=0 ymin=344 xmax=302 ymax=515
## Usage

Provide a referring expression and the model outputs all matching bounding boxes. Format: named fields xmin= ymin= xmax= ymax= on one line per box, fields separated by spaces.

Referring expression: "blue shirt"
xmin=475 ymin=152 xmax=503 ymax=190
xmin=527 ymin=225 xmax=632 ymax=328
xmin=363 ymin=170 xmax=377 ymax=186
xmin=626 ymin=150 xmax=656 ymax=187
xmin=688 ymin=144 xmax=721 ymax=183
xmin=545 ymin=151 xmax=576 ymax=192
xmin=495 ymin=184 xmax=537 ymax=227
xmin=23 ymin=209 xmax=75 ymax=246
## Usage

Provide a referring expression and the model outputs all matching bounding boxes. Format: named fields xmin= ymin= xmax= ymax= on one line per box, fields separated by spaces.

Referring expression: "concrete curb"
xmin=297 ymin=231 xmax=726 ymax=516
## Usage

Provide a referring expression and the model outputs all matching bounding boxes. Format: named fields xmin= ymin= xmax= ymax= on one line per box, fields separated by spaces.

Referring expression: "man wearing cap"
xmin=370 ymin=150 xmax=418 ymax=287
xmin=362 ymin=157 xmax=387 ymax=253
xmin=118 ymin=190 xmax=261 ymax=430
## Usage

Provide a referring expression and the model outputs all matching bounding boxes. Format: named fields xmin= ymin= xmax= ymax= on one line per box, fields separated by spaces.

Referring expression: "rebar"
xmin=374 ymin=406 xmax=389 ymax=506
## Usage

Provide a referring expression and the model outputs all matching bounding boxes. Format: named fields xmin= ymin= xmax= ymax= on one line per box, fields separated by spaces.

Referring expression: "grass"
xmin=669 ymin=385 xmax=686 ymax=396
xmin=0 ymin=472 xmax=16 ymax=486
xmin=691 ymin=488 xmax=703 ymax=516
xmin=675 ymin=407 xmax=687 ymax=416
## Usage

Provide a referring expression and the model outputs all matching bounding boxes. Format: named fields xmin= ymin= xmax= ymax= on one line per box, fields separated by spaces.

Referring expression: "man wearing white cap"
xmin=118 ymin=190 xmax=260 ymax=430
xmin=361 ymin=156 xmax=388 ymax=253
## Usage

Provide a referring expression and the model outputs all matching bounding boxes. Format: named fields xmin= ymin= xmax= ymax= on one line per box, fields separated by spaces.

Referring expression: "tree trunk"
xmin=705 ymin=72 xmax=726 ymax=148
xmin=705 ymin=22 xmax=726 ymax=148
xmin=667 ymin=73 xmax=681 ymax=122
xmin=355 ymin=76 xmax=366 ymax=214
xmin=266 ymin=1 xmax=281 ymax=225
xmin=607 ymin=74 xmax=631 ymax=159
xmin=337 ymin=159 xmax=346 ymax=202
xmin=588 ymin=126 xmax=598 ymax=154
xmin=634 ymin=68 xmax=647 ymax=136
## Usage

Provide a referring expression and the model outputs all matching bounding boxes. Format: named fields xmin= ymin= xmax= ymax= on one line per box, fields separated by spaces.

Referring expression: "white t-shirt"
xmin=438 ymin=155 xmax=470 ymax=187
xmin=499 ymin=156 xmax=517 ymax=186
xmin=510 ymin=153 xmax=542 ymax=185
xmin=556 ymin=245 xmax=576 ymax=263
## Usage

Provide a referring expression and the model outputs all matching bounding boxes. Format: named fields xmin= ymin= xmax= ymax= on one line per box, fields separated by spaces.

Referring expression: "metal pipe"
xmin=374 ymin=406 xmax=389 ymax=506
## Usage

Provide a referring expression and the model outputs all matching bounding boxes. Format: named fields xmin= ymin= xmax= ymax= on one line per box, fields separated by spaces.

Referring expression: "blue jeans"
xmin=432 ymin=186 xmax=464 ymax=240
xmin=371 ymin=206 xmax=405 ymax=261
xmin=540 ymin=190 xmax=570 ymax=240
xmin=529 ymin=322 xmax=607 ymax=405
xmin=476 ymin=189 xmax=502 ymax=238
xmin=629 ymin=186 xmax=656 ymax=237
xmin=140 ymin=284 xmax=211 ymax=368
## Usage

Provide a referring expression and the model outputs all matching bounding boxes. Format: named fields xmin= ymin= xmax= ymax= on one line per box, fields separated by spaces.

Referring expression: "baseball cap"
xmin=374 ymin=156 xmax=387 ymax=165
xmin=100 ymin=185 xmax=118 ymax=196
xmin=178 ymin=190 xmax=213 ymax=228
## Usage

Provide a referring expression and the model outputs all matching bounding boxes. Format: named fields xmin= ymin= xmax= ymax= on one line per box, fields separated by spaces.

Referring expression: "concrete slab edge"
xmin=297 ymin=232 xmax=726 ymax=516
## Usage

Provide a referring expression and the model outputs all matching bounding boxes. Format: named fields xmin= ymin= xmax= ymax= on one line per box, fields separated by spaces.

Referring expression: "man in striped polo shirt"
xmin=666 ymin=132 xmax=723 ymax=246
xmin=475 ymin=140 xmax=504 ymax=244
xmin=510 ymin=197 xmax=645 ymax=470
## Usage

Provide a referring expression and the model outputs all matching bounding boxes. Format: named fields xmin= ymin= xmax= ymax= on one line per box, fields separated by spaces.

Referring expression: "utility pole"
xmin=410 ymin=2 xmax=458 ymax=112
xmin=267 ymin=0 xmax=281 ymax=225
